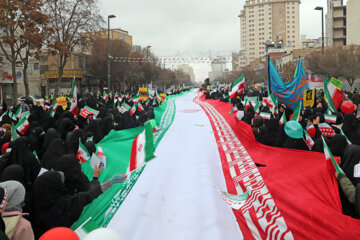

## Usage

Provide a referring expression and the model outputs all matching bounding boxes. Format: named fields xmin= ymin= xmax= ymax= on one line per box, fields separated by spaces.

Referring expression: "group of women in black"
xmin=0 ymin=89 xmax=187 ymax=240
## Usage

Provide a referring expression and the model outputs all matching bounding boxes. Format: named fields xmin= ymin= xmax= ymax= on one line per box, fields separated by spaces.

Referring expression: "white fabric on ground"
xmin=107 ymin=92 xmax=243 ymax=240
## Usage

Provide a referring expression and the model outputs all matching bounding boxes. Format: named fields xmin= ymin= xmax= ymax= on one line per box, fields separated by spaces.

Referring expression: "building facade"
xmin=346 ymin=0 xmax=360 ymax=45
xmin=238 ymin=0 xmax=300 ymax=69
xmin=177 ymin=64 xmax=195 ymax=82
xmin=0 ymin=52 xmax=41 ymax=104
xmin=326 ymin=0 xmax=346 ymax=46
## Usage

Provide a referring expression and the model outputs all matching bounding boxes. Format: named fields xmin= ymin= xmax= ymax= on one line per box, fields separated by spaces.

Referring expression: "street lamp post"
xmin=107 ymin=14 xmax=116 ymax=91
xmin=315 ymin=6 xmax=324 ymax=54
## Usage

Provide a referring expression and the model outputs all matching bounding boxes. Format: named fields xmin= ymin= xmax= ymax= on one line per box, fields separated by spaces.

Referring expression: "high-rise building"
xmin=238 ymin=0 xmax=300 ymax=68
xmin=177 ymin=64 xmax=195 ymax=82
xmin=346 ymin=0 xmax=360 ymax=45
xmin=326 ymin=0 xmax=346 ymax=46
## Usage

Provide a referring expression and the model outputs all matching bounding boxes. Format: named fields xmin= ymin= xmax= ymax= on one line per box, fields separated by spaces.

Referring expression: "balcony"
xmin=333 ymin=36 xmax=346 ymax=40
xmin=333 ymin=26 xmax=346 ymax=30
xmin=333 ymin=16 xmax=346 ymax=20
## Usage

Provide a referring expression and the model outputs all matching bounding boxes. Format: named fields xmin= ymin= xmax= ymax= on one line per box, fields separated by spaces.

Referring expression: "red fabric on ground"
xmin=199 ymin=95 xmax=360 ymax=239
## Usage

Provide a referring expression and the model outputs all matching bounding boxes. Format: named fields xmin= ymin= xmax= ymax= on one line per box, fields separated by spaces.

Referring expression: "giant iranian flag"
xmin=323 ymin=76 xmax=344 ymax=112
xmin=229 ymin=74 xmax=245 ymax=98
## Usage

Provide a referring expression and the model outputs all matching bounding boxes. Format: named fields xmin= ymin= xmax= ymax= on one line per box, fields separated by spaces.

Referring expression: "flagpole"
xmin=267 ymin=55 xmax=271 ymax=96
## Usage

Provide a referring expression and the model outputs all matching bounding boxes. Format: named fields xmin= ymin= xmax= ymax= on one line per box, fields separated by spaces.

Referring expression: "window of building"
xmin=40 ymin=65 xmax=48 ymax=74
xmin=34 ymin=63 xmax=39 ymax=70
xmin=39 ymin=56 xmax=48 ymax=62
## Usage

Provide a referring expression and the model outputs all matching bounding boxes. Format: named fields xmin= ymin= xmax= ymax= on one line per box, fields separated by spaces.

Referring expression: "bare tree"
xmin=17 ymin=0 xmax=52 ymax=97
xmin=305 ymin=46 xmax=360 ymax=91
xmin=43 ymin=0 xmax=104 ymax=100
xmin=0 ymin=0 xmax=31 ymax=104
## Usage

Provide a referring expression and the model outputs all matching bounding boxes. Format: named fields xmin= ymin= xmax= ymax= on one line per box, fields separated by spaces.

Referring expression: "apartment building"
xmin=238 ymin=0 xmax=300 ymax=69
xmin=326 ymin=0 xmax=346 ymax=46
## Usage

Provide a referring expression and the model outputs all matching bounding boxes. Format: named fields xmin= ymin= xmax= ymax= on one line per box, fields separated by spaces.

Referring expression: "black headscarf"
xmin=0 ymin=164 xmax=26 ymax=187
xmin=84 ymin=119 xmax=104 ymax=143
xmin=9 ymin=137 xmax=40 ymax=187
xmin=342 ymin=113 xmax=360 ymax=146
xmin=53 ymin=154 xmax=89 ymax=194
xmin=274 ymin=124 xmax=287 ymax=148
xmin=41 ymin=128 xmax=59 ymax=155
xmin=40 ymin=138 xmax=67 ymax=170
xmin=65 ymin=129 xmax=84 ymax=155
xmin=341 ymin=144 xmax=360 ymax=186
xmin=32 ymin=171 xmax=102 ymax=238
xmin=283 ymin=137 xmax=308 ymax=151
xmin=28 ymin=126 xmax=45 ymax=158
xmin=326 ymin=134 xmax=348 ymax=159
xmin=57 ymin=118 xmax=75 ymax=140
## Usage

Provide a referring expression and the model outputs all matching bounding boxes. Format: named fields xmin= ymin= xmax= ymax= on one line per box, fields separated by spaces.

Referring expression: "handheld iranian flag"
xmin=118 ymin=103 xmax=131 ymax=114
xmin=11 ymin=107 xmax=21 ymax=120
xmin=127 ymin=122 xmax=155 ymax=174
xmin=304 ymin=130 xmax=314 ymax=150
xmin=70 ymin=78 xmax=78 ymax=117
xmin=0 ymin=106 xmax=2 ymax=111
xmin=324 ymin=114 xmax=337 ymax=123
xmin=323 ymin=76 xmax=344 ymax=112
xmin=102 ymin=92 xmax=109 ymax=101
xmin=306 ymin=124 xmax=316 ymax=137
xmin=220 ymin=191 xmax=248 ymax=210
xmin=77 ymin=139 xmax=90 ymax=163
xmin=130 ymin=104 xmax=136 ymax=116
xmin=319 ymin=123 xmax=335 ymax=137
xmin=230 ymin=105 xmax=238 ymax=114
xmin=229 ymin=74 xmax=245 ymax=98
xmin=137 ymin=102 xmax=144 ymax=112
xmin=0 ymin=110 xmax=8 ymax=122
xmin=252 ymin=98 xmax=260 ymax=114
xmin=155 ymin=90 xmax=161 ymax=102
xmin=279 ymin=112 xmax=287 ymax=125
xmin=15 ymin=117 xmax=29 ymax=135
xmin=80 ymin=106 xmax=99 ymax=118
xmin=291 ymin=101 xmax=302 ymax=122
xmin=260 ymin=112 xmax=271 ymax=120
xmin=322 ymin=136 xmax=344 ymax=174
xmin=50 ymin=99 xmax=59 ymax=118
xmin=340 ymin=129 xmax=352 ymax=145
xmin=11 ymin=122 xmax=18 ymax=141
xmin=96 ymin=145 xmax=106 ymax=169
xmin=263 ymin=93 xmax=278 ymax=115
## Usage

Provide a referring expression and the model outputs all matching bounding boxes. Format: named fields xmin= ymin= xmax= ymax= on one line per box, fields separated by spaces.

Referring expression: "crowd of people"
xmin=0 ymin=88 xmax=188 ymax=240
xmin=205 ymin=86 xmax=360 ymax=219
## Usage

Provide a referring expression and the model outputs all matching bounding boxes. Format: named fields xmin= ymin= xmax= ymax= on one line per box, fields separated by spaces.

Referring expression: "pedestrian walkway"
xmin=107 ymin=92 xmax=243 ymax=240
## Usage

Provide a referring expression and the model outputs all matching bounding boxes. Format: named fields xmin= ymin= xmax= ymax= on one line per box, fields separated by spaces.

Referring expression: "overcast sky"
xmin=100 ymin=0 xmax=346 ymax=81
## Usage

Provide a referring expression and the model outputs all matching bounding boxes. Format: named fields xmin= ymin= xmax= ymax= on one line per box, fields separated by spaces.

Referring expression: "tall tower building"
xmin=326 ymin=0 xmax=346 ymax=46
xmin=238 ymin=0 xmax=300 ymax=68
